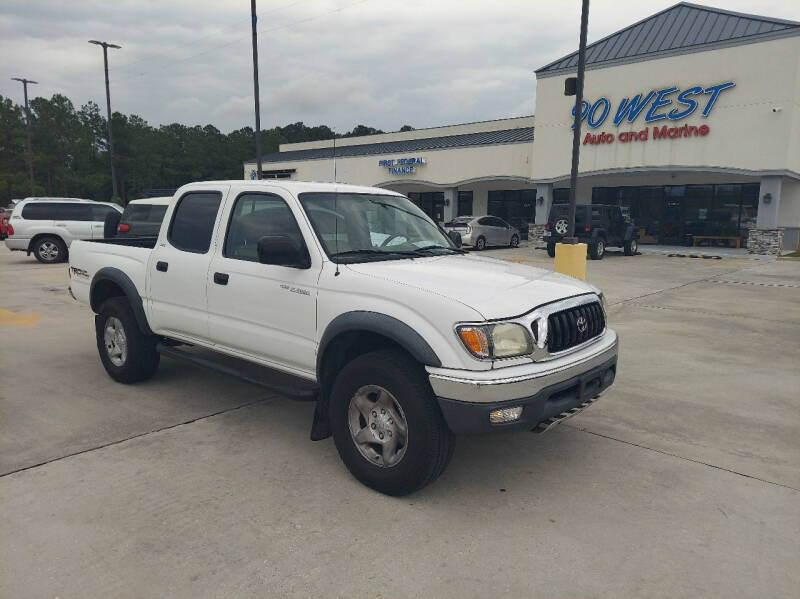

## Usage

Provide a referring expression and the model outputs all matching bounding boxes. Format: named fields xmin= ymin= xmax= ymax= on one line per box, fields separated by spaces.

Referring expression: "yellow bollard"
xmin=553 ymin=242 xmax=587 ymax=280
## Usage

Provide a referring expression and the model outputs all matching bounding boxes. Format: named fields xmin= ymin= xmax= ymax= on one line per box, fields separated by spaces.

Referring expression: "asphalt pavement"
xmin=1 ymin=246 xmax=798 ymax=598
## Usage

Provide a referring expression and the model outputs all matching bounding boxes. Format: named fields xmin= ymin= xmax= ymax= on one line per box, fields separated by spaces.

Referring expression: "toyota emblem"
xmin=576 ymin=315 xmax=588 ymax=333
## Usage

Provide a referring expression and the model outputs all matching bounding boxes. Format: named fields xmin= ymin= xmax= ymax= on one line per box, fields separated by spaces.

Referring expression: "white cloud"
xmin=1 ymin=0 xmax=798 ymax=131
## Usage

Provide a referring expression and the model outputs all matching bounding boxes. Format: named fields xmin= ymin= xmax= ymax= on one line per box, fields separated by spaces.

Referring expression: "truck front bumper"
xmin=428 ymin=329 xmax=618 ymax=434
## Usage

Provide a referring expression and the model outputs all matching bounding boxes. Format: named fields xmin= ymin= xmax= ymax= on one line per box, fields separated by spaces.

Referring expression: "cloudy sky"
xmin=2 ymin=0 xmax=798 ymax=133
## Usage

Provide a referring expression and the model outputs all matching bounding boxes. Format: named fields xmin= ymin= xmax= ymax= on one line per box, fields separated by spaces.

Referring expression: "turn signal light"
xmin=584 ymin=224 xmax=592 ymax=232
xmin=118 ymin=223 xmax=131 ymax=233
xmin=7 ymin=224 xmax=14 ymax=236
xmin=457 ymin=326 xmax=490 ymax=359
xmin=490 ymin=406 xmax=523 ymax=424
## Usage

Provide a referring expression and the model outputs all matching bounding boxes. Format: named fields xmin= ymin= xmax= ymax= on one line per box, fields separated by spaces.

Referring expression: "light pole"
xmin=89 ymin=40 xmax=121 ymax=199
xmin=565 ymin=0 xmax=590 ymax=242
xmin=251 ymin=0 xmax=263 ymax=180
xmin=11 ymin=77 xmax=38 ymax=195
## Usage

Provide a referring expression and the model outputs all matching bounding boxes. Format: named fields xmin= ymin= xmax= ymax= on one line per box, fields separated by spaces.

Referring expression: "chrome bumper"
xmin=427 ymin=329 xmax=618 ymax=404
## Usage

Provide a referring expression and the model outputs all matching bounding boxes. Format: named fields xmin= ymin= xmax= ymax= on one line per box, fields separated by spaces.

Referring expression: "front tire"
xmin=33 ymin=235 xmax=66 ymax=264
xmin=95 ymin=297 xmax=160 ymax=383
xmin=475 ymin=236 xmax=486 ymax=251
xmin=510 ymin=234 xmax=519 ymax=248
xmin=329 ymin=349 xmax=455 ymax=496
xmin=589 ymin=238 xmax=605 ymax=260
xmin=624 ymin=239 xmax=638 ymax=256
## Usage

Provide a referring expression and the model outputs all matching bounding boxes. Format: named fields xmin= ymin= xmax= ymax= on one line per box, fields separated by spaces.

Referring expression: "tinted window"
xmin=224 ymin=193 xmax=304 ymax=262
xmin=22 ymin=203 xmax=59 ymax=220
xmin=122 ymin=204 xmax=168 ymax=224
xmin=55 ymin=203 xmax=92 ymax=221
xmin=92 ymin=204 xmax=119 ymax=221
xmin=477 ymin=217 xmax=491 ymax=226
xmin=489 ymin=217 xmax=508 ymax=228
xmin=168 ymin=192 xmax=222 ymax=253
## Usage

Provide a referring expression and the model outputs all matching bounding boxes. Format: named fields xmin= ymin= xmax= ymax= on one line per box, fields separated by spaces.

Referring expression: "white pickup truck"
xmin=69 ymin=180 xmax=618 ymax=495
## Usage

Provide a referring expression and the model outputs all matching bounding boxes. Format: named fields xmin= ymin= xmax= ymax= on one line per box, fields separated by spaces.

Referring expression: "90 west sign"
xmin=571 ymin=80 xmax=735 ymax=146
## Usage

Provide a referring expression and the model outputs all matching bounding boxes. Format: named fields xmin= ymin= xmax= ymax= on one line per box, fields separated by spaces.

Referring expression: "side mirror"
xmin=256 ymin=235 xmax=310 ymax=268
xmin=448 ymin=230 xmax=462 ymax=248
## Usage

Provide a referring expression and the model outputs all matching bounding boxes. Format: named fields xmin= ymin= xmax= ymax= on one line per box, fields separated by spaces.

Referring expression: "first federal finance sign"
xmin=571 ymin=80 xmax=735 ymax=146
xmin=379 ymin=156 xmax=426 ymax=175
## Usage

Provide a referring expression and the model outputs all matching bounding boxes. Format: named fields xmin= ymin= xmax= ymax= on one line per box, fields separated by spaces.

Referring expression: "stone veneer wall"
xmin=529 ymin=224 xmax=547 ymax=247
xmin=747 ymin=228 xmax=783 ymax=255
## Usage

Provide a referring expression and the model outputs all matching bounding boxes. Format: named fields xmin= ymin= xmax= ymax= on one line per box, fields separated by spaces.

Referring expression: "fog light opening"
xmin=490 ymin=406 xmax=523 ymax=424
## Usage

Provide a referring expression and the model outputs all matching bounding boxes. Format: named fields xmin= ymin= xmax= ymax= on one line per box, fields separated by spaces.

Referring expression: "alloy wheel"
xmin=554 ymin=219 xmax=569 ymax=235
xmin=347 ymin=385 xmax=408 ymax=467
xmin=104 ymin=316 xmax=128 ymax=367
xmin=39 ymin=241 xmax=60 ymax=262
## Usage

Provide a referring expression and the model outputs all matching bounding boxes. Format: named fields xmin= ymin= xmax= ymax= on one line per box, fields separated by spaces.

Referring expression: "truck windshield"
xmin=299 ymin=192 xmax=460 ymax=263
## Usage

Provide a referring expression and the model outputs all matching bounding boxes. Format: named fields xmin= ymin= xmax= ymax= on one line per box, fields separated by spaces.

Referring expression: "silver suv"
xmin=4 ymin=198 xmax=122 ymax=263
xmin=443 ymin=216 xmax=520 ymax=250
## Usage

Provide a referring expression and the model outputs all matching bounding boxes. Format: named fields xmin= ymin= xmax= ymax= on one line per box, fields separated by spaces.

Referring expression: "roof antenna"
xmin=333 ymin=130 xmax=340 ymax=276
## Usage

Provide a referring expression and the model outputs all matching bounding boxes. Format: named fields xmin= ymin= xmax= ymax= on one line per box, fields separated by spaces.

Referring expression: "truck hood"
xmin=346 ymin=254 xmax=597 ymax=320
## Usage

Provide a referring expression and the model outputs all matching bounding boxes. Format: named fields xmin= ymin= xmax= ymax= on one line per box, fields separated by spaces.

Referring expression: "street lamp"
xmin=11 ymin=77 xmax=38 ymax=195
xmin=250 ymin=0 xmax=263 ymax=180
xmin=565 ymin=0 xmax=590 ymax=242
xmin=551 ymin=0 xmax=590 ymax=280
xmin=89 ymin=39 xmax=121 ymax=199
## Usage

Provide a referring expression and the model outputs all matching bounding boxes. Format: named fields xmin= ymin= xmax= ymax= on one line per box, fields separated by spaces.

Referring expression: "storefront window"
xmin=407 ymin=191 xmax=445 ymax=223
xmin=589 ymin=182 xmax=760 ymax=246
xmin=457 ymin=191 xmax=473 ymax=216
xmin=488 ymin=189 xmax=536 ymax=239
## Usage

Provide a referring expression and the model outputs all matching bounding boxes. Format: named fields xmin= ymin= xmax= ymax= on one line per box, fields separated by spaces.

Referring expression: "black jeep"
xmin=544 ymin=204 xmax=638 ymax=260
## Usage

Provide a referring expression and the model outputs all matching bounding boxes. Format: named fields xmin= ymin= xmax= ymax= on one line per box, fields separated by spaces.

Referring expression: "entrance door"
xmin=661 ymin=187 xmax=684 ymax=245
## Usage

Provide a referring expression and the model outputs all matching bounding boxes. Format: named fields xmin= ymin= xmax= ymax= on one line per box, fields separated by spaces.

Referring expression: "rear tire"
xmin=475 ymin=236 xmax=486 ymax=251
xmin=547 ymin=243 xmax=556 ymax=258
xmin=624 ymin=239 xmax=637 ymax=256
xmin=33 ymin=235 xmax=66 ymax=264
xmin=329 ymin=349 xmax=455 ymax=496
xmin=95 ymin=297 xmax=160 ymax=383
xmin=589 ymin=238 xmax=605 ymax=260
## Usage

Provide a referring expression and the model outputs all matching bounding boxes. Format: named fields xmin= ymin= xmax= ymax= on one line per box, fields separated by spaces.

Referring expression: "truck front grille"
xmin=545 ymin=301 xmax=605 ymax=353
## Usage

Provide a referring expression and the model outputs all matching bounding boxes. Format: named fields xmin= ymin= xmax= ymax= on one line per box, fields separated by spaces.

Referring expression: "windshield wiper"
xmin=412 ymin=245 xmax=467 ymax=255
xmin=329 ymin=248 xmax=418 ymax=262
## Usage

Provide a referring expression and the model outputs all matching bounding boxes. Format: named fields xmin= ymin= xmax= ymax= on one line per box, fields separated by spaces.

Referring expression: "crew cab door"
xmin=147 ymin=188 xmax=228 ymax=342
xmin=206 ymin=188 xmax=321 ymax=377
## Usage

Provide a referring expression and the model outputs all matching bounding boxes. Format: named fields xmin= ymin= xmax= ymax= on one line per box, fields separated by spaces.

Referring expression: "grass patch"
xmin=783 ymin=251 xmax=800 ymax=258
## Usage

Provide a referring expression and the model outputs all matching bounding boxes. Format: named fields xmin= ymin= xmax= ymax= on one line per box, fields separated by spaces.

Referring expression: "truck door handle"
xmin=156 ymin=261 xmax=168 ymax=272
xmin=213 ymin=272 xmax=229 ymax=285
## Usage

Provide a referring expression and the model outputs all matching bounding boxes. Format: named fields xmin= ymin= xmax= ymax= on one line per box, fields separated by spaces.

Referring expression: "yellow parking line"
xmin=0 ymin=307 xmax=43 ymax=327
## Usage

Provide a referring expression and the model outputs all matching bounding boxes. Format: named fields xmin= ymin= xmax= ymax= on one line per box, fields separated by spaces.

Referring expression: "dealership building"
xmin=244 ymin=2 xmax=800 ymax=253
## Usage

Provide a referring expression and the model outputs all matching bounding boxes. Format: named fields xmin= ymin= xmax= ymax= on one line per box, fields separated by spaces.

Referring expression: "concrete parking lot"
xmin=1 ymin=246 xmax=799 ymax=598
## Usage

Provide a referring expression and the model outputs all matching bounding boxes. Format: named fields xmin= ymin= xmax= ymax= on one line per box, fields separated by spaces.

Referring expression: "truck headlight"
xmin=457 ymin=323 xmax=532 ymax=360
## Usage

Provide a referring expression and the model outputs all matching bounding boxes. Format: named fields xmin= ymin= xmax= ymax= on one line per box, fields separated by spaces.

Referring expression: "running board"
xmin=157 ymin=344 xmax=319 ymax=401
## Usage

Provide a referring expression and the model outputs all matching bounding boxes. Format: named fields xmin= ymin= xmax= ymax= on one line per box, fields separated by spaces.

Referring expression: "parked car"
xmin=4 ymin=198 xmax=122 ymax=263
xmin=68 ymin=181 xmax=617 ymax=496
xmin=0 ymin=209 xmax=12 ymax=240
xmin=544 ymin=204 xmax=638 ymax=259
xmin=114 ymin=197 xmax=171 ymax=238
xmin=443 ymin=215 xmax=520 ymax=250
